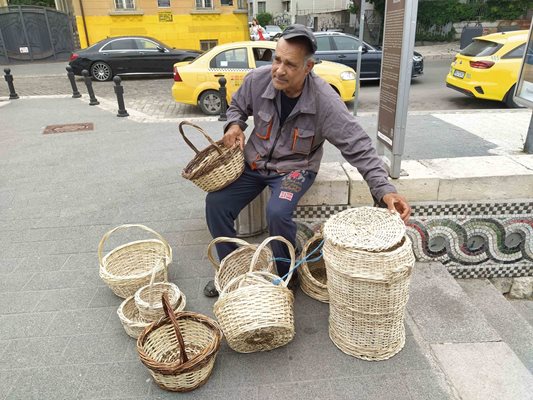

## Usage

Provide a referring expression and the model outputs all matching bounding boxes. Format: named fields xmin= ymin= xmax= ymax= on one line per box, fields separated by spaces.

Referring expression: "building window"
xmin=258 ymin=1 xmax=265 ymax=13
xmin=158 ymin=0 xmax=170 ymax=7
xmin=200 ymin=40 xmax=218 ymax=51
xmin=237 ymin=0 xmax=246 ymax=9
xmin=221 ymin=0 xmax=233 ymax=5
xmin=114 ymin=0 xmax=135 ymax=10
xmin=196 ymin=0 xmax=213 ymax=8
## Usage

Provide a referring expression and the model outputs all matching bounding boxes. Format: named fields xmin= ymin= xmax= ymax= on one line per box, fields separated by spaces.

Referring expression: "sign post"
xmin=376 ymin=0 xmax=418 ymax=178
xmin=353 ymin=3 xmax=365 ymax=116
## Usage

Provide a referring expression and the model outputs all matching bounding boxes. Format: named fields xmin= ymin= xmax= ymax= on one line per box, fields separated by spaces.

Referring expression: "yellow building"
xmin=72 ymin=0 xmax=249 ymax=50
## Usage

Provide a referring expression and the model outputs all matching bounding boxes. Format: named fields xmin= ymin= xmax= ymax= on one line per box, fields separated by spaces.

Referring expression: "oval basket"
xmin=179 ymin=121 xmax=244 ymax=192
xmin=299 ymin=232 xmax=329 ymax=303
xmin=135 ymin=281 xmax=183 ymax=322
xmin=98 ymin=224 xmax=172 ymax=298
xmin=213 ymin=236 xmax=295 ymax=353
xmin=137 ymin=294 xmax=223 ymax=392
xmin=207 ymin=236 xmax=275 ymax=293
xmin=117 ymin=293 xmax=186 ymax=339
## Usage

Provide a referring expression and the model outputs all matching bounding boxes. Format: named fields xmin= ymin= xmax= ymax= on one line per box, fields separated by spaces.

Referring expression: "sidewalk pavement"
xmin=1 ymin=91 xmax=532 ymax=399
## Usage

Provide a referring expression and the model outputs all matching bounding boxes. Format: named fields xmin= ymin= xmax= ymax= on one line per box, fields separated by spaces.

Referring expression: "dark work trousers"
xmin=206 ymin=164 xmax=317 ymax=278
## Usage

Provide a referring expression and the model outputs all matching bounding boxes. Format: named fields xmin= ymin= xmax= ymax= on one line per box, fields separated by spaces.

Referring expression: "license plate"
xmin=453 ymin=69 xmax=465 ymax=79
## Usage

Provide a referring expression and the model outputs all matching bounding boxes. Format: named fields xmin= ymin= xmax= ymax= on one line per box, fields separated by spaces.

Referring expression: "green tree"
xmin=257 ymin=12 xmax=272 ymax=27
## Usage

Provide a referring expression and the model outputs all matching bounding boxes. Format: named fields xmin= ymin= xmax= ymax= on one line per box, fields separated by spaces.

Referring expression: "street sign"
xmin=376 ymin=0 xmax=419 ymax=178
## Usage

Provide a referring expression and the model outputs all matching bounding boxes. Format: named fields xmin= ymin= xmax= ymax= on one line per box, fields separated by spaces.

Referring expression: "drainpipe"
xmin=78 ymin=0 xmax=89 ymax=48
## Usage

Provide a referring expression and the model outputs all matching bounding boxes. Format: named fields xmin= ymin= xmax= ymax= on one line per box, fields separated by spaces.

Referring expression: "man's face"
xmin=271 ymin=38 xmax=314 ymax=98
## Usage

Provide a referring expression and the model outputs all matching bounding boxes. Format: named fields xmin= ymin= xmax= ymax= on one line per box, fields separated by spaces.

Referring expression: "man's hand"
xmin=223 ymin=124 xmax=245 ymax=151
xmin=382 ymin=193 xmax=411 ymax=223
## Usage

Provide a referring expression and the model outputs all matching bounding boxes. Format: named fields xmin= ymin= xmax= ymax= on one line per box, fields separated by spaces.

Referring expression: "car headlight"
xmin=413 ymin=55 xmax=423 ymax=62
xmin=340 ymin=71 xmax=356 ymax=80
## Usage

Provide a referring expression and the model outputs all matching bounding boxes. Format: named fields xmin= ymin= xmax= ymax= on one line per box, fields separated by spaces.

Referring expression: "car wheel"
xmin=504 ymin=84 xmax=522 ymax=108
xmin=198 ymin=90 xmax=222 ymax=115
xmin=90 ymin=61 xmax=112 ymax=82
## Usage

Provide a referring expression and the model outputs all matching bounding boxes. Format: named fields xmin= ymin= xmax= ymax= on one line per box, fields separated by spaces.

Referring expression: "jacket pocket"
xmin=291 ymin=128 xmax=314 ymax=155
xmin=255 ymin=111 xmax=273 ymax=140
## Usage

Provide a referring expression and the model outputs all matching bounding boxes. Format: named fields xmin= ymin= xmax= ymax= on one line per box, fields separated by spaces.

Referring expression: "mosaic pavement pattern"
xmin=295 ymin=201 xmax=533 ymax=279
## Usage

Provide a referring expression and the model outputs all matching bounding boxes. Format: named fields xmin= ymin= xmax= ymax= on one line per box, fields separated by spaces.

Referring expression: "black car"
xmin=314 ymin=32 xmax=424 ymax=80
xmin=69 ymin=36 xmax=202 ymax=82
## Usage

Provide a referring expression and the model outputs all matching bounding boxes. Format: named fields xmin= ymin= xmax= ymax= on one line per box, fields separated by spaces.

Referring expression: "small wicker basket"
xmin=213 ymin=236 xmax=295 ymax=353
xmin=299 ymin=232 xmax=329 ymax=303
xmin=98 ymin=224 xmax=172 ymax=299
xmin=179 ymin=121 xmax=244 ymax=192
xmin=207 ymin=236 xmax=275 ymax=293
xmin=135 ymin=279 xmax=183 ymax=322
xmin=137 ymin=293 xmax=222 ymax=392
xmin=117 ymin=293 xmax=186 ymax=339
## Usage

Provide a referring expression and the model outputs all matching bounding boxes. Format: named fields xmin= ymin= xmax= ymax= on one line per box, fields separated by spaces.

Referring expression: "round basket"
xmin=207 ymin=236 xmax=275 ymax=293
xmin=179 ymin=121 xmax=244 ymax=193
xmin=137 ymin=294 xmax=222 ymax=392
xmin=135 ymin=280 xmax=183 ymax=322
xmin=117 ymin=293 xmax=186 ymax=339
xmin=299 ymin=232 xmax=328 ymax=303
xmin=213 ymin=236 xmax=295 ymax=353
xmin=98 ymin=224 xmax=172 ymax=299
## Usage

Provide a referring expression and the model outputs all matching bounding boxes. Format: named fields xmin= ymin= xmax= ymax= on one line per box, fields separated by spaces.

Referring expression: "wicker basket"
xmin=137 ymin=293 xmax=222 ymax=392
xmin=117 ymin=293 xmax=186 ymax=339
xmin=207 ymin=236 xmax=275 ymax=293
xmin=213 ymin=236 xmax=295 ymax=353
xmin=323 ymin=207 xmax=415 ymax=361
xmin=179 ymin=121 xmax=244 ymax=192
xmin=134 ymin=269 xmax=184 ymax=322
xmin=98 ymin=224 xmax=172 ymax=298
xmin=299 ymin=232 xmax=329 ymax=303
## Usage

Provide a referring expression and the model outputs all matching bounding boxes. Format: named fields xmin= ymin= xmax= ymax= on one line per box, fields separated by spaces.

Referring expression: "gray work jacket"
xmin=225 ymin=65 xmax=397 ymax=203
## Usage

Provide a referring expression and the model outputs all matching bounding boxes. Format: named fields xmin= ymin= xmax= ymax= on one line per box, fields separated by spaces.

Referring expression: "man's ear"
xmin=305 ymin=59 xmax=315 ymax=74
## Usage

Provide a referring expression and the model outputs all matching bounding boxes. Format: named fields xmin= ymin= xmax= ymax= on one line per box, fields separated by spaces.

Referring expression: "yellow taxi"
xmin=446 ymin=30 xmax=527 ymax=107
xmin=172 ymin=41 xmax=356 ymax=115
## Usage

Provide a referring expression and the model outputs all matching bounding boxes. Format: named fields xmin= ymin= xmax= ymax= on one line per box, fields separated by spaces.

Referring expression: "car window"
xmin=316 ymin=36 xmax=332 ymax=51
xmin=502 ymin=43 xmax=525 ymax=59
xmin=210 ymin=48 xmax=249 ymax=69
xmin=332 ymin=36 xmax=359 ymax=51
xmin=460 ymin=40 xmax=502 ymax=57
xmin=135 ymin=39 xmax=160 ymax=51
xmin=101 ymin=39 xmax=137 ymax=51
xmin=254 ymin=47 xmax=274 ymax=66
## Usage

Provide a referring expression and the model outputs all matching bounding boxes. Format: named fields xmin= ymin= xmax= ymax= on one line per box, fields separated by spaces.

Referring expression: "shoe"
xmin=203 ymin=280 xmax=219 ymax=297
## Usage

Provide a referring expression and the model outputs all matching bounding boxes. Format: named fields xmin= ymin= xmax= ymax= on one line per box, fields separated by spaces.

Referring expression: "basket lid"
xmin=323 ymin=207 xmax=405 ymax=251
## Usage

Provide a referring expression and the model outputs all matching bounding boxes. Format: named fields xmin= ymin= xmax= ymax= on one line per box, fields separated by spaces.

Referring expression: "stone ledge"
xmin=299 ymin=162 xmax=349 ymax=206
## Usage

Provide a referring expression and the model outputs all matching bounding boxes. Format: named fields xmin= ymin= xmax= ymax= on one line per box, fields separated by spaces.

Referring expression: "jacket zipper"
xmin=265 ymin=98 xmax=290 ymax=171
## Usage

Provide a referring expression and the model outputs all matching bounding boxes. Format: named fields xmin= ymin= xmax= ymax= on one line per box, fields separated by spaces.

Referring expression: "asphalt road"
xmin=1 ymin=59 xmax=510 ymax=114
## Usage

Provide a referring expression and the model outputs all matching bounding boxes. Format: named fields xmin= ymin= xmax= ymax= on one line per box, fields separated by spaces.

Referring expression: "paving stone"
xmin=328 ymin=374 xmax=412 ymax=400
xmin=407 ymin=262 xmax=500 ymax=343
xmin=0 ymin=370 xmax=20 ymax=400
xmin=62 ymin=333 xmax=129 ymax=364
xmin=0 ymin=312 xmax=55 ymax=339
xmin=45 ymin=307 xmax=114 ymax=336
xmin=510 ymin=299 xmax=533 ymax=326
xmin=170 ymin=258 xmax=214 ymax=280
xmin=0 ymin=273 xmax=35 ymax=293
xmin=14 ymin=254 xmax=69 ymax=272
xmin=88 ymin=287 xmax=122 ymax=308
xmin=60 ymin=252 xmax=97 ymax=270
xmin=173 ymin=244 xmax=207 ymax=261
xmin=400 ymin=370 xmax=456 ymax=400
xmin=23 ymin=270 xmax=81 ymax=291
xmin=0 ymin=258 xmax=22 ymax=274
xmin=7 ymin=365 xmax=86 ymax=400
xmin=431 ymin=342 xmax=533 ymax=400
xmin=0 ymin=336 xmax=71 ymax=370
xmin=76 ymin=362 xmax=150 ymax=399
xmin=257 ymin=380 xmax=335 ymax=400
xmin=150 ymin=386 xmax=258 ymax=400
xmin=0 ymin=291 xmax=44 ymax=314
xmin=34 ymin=287 xmax=98 ymax=312
xmin=458 ymin=279 xmax=533 ymax=371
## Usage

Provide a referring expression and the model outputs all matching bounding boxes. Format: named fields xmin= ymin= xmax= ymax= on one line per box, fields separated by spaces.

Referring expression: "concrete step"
xmin=408 ymin=263 xmax=533 ymax=400
xmin=457 ymin=278 xmax=533 ymax=371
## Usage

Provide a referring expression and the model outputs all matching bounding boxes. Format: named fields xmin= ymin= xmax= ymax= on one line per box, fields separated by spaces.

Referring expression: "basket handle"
xmin=178 ymin=121 xmax=223 ymax=156
xmin=219 ymin=270 xmax=276 ymax=297
xmin=146 ymin=257 xmax=167 ymax=308
xmin=346 ymin=264 xmax=413 ymax=284
xmin=161 ymin=292 xmax=189 ymax=364
xmin=97 ymin=224 xmax=172 ymax=268
xmin=207 ymin=236 xmax=251 ymax=270
xmin=249 ymin=236 xmax=295 ymax=287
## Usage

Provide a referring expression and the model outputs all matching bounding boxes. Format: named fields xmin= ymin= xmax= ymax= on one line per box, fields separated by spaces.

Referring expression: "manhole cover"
xmin=43 ymin=122 xmax=94 ymax=134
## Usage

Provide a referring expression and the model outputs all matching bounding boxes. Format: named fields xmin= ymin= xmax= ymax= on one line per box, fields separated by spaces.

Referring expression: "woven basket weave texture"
xmin=323 ymin=207 xmax=415 ymax=361
xmin=299 ymin=232 xmax=329 ymax=303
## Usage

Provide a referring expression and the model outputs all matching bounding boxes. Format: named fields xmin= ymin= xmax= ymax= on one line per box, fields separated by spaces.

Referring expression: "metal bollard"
xmin=3 ymin=68 xmax=19 ymax=100
xmin=113 ymin=76 xmax=129 ymax=117
xmin=81 ymin=69 xmax=99 ymax=105
xmin=66 ymin=66 xmax=81 ymax=98
xmin=218 ymin=76 xmax=228 ymax=121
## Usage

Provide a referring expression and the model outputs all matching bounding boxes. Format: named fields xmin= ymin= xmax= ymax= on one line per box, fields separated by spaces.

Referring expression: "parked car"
xmin=172 ymin=41 xmax=356 ymax=115
xmin=69 ymin=36 xmax=202 ymax=82
xmin=445 ymin=30 xmax=527 ymax=108
xmin=313 ymin=31 xmax=424 ymax=80
xmin=264 ymin=25 xmax=283 ymax=41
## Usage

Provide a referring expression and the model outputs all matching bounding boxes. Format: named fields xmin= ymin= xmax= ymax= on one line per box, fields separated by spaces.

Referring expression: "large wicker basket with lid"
xmin=323 ymin=207 xmax=415 ymax=361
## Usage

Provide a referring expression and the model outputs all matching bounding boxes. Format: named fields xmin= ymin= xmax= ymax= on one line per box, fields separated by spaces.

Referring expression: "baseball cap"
xmin=280 ymin=24 xmax=317 ymax=54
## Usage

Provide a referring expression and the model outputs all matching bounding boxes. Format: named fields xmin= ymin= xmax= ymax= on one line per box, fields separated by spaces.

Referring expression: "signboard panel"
xmin=158 ymin=12 xmax=173 ymax=22
xmin=514 ymin=19 xmax=533 ymax=108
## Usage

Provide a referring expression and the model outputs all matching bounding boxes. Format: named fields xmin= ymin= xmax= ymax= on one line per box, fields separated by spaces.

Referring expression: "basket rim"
xmin=182 ymin=140 xmax=243 ymax=180
xmin=134 ymin=282 xmax=182 ymax=309
xmin=100 ymin=248 xmax=167 ymax=280
xmin=300 ymin=233 xmax=327 ymax=289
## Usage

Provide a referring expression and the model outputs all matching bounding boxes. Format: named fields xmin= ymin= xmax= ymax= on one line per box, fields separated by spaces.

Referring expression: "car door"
xmin=208 ymin=47 xmax=250 ymax=98
xmin=100 ymin=38 xmax=138 ymax=74
xmin=133 ymin=38 xmax=169 ymax=73
xmin=315 ymin=35 xmax=338 ymax=64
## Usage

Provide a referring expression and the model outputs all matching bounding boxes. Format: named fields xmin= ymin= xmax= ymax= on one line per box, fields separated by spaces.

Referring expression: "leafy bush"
xmin=256 ymin=12 xmax=272 ymax=27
